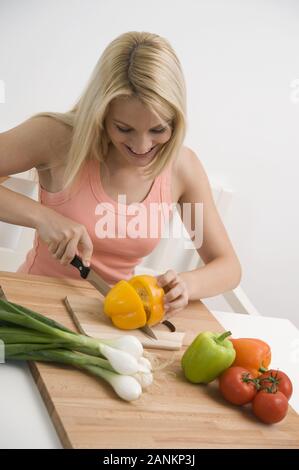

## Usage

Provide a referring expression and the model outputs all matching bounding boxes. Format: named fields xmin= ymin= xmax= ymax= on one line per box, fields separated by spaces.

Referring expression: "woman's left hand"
xmin=156 ymin=270 xmax=189 ymax=318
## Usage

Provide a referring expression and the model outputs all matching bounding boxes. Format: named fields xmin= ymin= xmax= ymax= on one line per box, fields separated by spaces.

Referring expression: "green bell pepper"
xmin=181 ymin=330 xmax=236 ymax=384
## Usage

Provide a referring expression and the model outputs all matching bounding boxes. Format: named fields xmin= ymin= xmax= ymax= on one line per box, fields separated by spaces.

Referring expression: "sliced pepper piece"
xmin=103 ymin=280 xmax=147 ymax=330
xmin=129 ymin=275 xmax=165 ymax=326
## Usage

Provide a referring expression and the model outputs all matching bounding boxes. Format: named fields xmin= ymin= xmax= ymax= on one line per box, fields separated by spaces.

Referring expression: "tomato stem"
xmin=258 ymin=371 xmax=280 ymax=394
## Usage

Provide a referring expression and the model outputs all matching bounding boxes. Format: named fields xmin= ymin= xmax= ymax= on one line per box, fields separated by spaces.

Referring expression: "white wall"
xmin=0 ymin=0 xmax=298 ymax=326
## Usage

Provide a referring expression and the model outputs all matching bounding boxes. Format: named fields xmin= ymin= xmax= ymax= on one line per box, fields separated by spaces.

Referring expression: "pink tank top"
xmin=17 ymin=158 xmax=174 ymax=285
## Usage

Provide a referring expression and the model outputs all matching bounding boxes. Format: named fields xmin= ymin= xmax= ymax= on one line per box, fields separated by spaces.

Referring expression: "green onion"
xmin=84 ymin=365 xmax=142 ymax=401
xmin=0 ymin=301 xmax=105 ymax=357
xmin=6 ymin=348 xmax=115 ymax=371
xmin=0 ymin=298 xmax=153 ymax=401
xmin=8 ymin=349 xmax=142 ymax=401
xmin=0 ymin=298 xmax=76 ymax=334
xmin=0 ymin=326 xmax=64 ymax=344
xmin=4 ymin=343 xmax=70 ymax=355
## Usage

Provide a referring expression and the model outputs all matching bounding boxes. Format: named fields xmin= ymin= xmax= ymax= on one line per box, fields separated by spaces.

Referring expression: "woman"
xmin=0 ymin=31 xmax=241 ymax=317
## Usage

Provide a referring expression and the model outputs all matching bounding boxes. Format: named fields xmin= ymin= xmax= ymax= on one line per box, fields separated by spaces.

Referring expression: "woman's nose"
xmin=129 ymin=138 xmax=153 ymax=153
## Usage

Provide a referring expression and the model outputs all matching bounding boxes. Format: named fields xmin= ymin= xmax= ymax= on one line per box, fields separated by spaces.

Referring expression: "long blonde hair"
xmin=31 ymin=31 xmax=187 ymax=189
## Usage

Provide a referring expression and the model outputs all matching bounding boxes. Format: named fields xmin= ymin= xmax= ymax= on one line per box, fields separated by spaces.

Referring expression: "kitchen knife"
xmin=70 ymin=255 xmax=158 ymax=340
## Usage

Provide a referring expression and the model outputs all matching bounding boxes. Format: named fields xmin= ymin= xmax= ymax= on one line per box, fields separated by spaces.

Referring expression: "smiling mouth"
xmin=125 ymin=145 xmax=156 ymax=156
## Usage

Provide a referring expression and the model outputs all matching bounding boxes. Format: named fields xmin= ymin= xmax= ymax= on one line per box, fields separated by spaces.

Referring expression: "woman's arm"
xmin=0 ymin=117 xmax=93 ymax=266
xmin=0 ymin=117 xmax=53 ymax=228
xmin=157 ymin=147 xmax=242 ymax=314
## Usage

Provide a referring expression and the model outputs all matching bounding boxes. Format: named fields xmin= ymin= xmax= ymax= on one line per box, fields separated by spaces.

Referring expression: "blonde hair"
xmin=31 ymin=31 xmax=187 ymax=189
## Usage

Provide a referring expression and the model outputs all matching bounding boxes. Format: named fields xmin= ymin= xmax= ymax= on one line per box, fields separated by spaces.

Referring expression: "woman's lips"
xmin=124 ymin=144 xmax=157 ymax=158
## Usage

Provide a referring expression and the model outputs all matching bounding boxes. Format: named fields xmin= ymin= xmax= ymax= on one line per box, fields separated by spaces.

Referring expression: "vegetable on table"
xmin=0 ymin=298 xmax=153 ymax=401
xmin=180 ymin=325 xmax=291 ymax=425
xmin=252 ymin=389 xmax=288 ymax=424
xmin=218 ymin=366 xmax=257 ymax=405
xmin=218 ymin=364 xmax=290 ymax=424
xmin=129 ymin=275 xmax=164 ymax=326
xmin=8 ymin=349 xmax=144 ymax=402
xmin=181 ymin=331 xmax=236 ymax=384
xmin=230 ymin=337 xmax=271 ymax=377
xmin=258 ymin=369 xmax=293 ymax=400
xmin=104 ymin=274 xmax=165 ymax=330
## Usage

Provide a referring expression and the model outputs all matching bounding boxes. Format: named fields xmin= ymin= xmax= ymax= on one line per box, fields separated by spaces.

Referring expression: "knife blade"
xmin=70 ymin=255 xmax=111 ymax=295
xmin=70 ymin=255 xmax=158 ymax=340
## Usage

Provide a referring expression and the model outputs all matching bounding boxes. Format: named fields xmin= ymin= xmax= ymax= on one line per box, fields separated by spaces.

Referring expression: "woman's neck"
xmin=104 ymin=144 xmax=150 ymax=177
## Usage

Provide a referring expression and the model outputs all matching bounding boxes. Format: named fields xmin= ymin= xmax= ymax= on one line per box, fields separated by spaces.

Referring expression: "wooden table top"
xmin=1 ymin=271 xmax=298 ymax=449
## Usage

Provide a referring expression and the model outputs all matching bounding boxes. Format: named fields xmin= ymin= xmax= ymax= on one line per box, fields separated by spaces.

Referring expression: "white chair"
xmin=134 ymin=183 xmax=260 ymax=316
xmin=0 ymin=171 xmax=38 ymax=272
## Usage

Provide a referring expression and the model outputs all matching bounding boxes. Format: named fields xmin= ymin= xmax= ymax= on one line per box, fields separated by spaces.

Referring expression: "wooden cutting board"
xmin=64 ymin=294 xmax=185 ymax=350
xmin=1 ymin=272 xmax=299 ymax=450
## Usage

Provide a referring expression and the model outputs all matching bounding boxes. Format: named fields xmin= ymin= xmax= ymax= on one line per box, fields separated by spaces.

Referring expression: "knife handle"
xmin=70 ymin=255 xmax=91 ymax=279
xmin=162 ymin=320 xmax=176 ymax=332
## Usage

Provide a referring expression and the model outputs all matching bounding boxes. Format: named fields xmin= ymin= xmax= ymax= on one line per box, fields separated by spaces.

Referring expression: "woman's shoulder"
xmin=31 ymin=116 xmax=72 ymax=170
xmin=0 ymin=115 xmax=71 ymax=178
xmin=173 ymin=145 xmax=207 ymax=201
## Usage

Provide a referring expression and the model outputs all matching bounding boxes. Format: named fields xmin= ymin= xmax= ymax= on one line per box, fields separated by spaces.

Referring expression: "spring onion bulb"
xmin=0 ymin=298 xmax=155 ymax=401
xmin=138 ymin=356 xmax=152 ymax=371
xmin=133 ymin=371 xmax=154 ymax=389
xmin=102 ymin=335 xmax=144 ymax=359
xmin=84 ymin=365 xmax=142 ymax=401
xmin=99 ymin=344 xmax=143 ymax=375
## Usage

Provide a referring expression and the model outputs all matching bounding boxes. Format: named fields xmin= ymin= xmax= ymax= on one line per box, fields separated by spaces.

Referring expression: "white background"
xmin=0 ymin=0 xmax=299 ymax=326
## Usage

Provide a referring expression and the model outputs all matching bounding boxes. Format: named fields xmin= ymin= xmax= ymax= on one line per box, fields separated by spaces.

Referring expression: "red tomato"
xmin=219 ymin=366 xmax=257 ymax=405
xmin=258 ymin=370 xmax=293 ymax=400
xmin=252 ymin=390 xmax=288 ymax=424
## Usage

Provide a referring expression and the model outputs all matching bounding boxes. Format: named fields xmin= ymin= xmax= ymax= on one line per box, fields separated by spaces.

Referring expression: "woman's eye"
xmin=151 ymin=128 xmax=167 ymax=133
xmin=115 ymin=125 xmax=167 ymax=134
xmin=116 ymin=126 xmax=131 ymax=133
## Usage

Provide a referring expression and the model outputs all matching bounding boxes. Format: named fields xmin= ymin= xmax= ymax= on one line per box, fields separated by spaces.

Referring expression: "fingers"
xmin=60 ymin=237 xmax=79 ymax=266
xmin=157 ymin=270 xmax=189 ymax=317
xmin=78 ymin=230 xmax=93 ymax=267
xmin=157 ymin=270 xmax=179 ymax=292
xmin=165 ymin=292 xmax=187 ymax=311
xmin=164 ymin=292 xmax=188 ymax=317
xmin=47 ymin=226 xmax=93 ymax=268
xmin=48 ymin=241 xmax=59 ymax=255
xmin=51 ymin=239 xmax=69 ymax=260
xmin=164 ymin=283 xmax=184 ymax=303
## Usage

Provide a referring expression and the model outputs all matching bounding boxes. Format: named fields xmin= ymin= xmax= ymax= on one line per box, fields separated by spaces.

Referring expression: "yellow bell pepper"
xmin=129 ymin=275 xmax=165 ymax=326
xmin=103 ymin=275 xmax=164 ymax=330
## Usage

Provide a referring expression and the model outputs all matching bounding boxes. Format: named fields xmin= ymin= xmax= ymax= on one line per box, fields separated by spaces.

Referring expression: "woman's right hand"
xmin=36 ymin=207 xmax=93 ymax=267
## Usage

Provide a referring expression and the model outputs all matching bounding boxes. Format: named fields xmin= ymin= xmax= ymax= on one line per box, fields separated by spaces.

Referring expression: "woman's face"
xmin=104 ymin=96 xmax=173 ymax=167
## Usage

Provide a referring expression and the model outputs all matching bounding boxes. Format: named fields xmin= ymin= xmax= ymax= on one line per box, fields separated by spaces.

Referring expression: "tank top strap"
xmin=146 ymin=158 xmax=173 ymax=205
